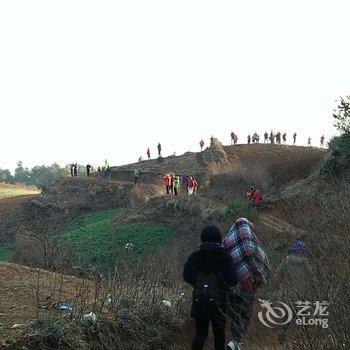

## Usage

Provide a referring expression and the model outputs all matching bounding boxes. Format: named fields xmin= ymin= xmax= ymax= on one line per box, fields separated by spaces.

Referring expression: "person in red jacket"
xmin=187 ymin=176 xmax=195 ymax=196
xmin=252 ymin=188 xmax=263 ymax=207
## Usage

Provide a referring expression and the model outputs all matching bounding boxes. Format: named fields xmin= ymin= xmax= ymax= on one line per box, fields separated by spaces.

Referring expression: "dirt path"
xmin=0 ymin=195 xmax=37 ymax=214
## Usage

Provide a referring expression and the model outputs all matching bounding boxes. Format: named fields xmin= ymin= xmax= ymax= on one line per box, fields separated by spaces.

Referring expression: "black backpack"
xmin=193 ymin=271 xmax=224 ymax=305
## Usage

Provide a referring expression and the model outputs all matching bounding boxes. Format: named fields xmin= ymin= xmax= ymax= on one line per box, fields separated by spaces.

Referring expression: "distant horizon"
xmin=1 ymin=133 xmax=334 ymax=173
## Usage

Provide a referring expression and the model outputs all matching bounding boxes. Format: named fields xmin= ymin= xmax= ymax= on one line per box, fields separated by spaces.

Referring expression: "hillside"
xmin=1 ymin=141 xmax=344 ymax=349
xmin=108 ymin=141 xmax=326 ymax=199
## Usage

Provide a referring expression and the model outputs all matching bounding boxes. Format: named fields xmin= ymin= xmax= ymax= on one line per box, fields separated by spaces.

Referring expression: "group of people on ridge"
xmin=69 ymin=163 xmax=79 ymax=178
xmin=184 ymin=220 xmax=310 ymax=349
xmin=229 ymin=131 xmax=326 ymax=147
xmin=163 ymin=174 xmax=198 ymax=196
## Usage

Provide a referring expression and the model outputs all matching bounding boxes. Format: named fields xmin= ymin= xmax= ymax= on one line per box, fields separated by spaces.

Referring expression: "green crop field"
xmin=57 ymin=209 xmax=177 ymax=269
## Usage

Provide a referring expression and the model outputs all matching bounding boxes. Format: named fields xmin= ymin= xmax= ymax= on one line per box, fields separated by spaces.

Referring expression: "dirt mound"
xmin=224 ymin=144 xmax=326 ymax=184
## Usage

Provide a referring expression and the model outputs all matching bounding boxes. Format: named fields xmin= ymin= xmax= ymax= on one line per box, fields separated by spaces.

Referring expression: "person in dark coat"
xmin=183 ymin=225 xmax=238 ymax=350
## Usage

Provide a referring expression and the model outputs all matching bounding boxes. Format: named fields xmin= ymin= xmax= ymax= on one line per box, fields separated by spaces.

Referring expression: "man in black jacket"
xmin=183 ymin=225 xmax=238 ymax=350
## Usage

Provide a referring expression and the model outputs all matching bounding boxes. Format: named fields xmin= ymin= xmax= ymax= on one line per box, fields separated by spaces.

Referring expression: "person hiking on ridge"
xmin=133 ymin=169 xmax=140 ymax=185
xmin=293 ymin=132 xmax=297 ymax=145
xmin=264 ymin=132 xmax=268 ymax=143
xmin=282 ymin=132 xmax=287 ymax=145
xmin=308 ymin=137 xmax=312 ymax=147
xmin=147 ymin=147 xmax=151 ymax=160
xmin=276 ymin=132 xmax=281 ymax=145
xmin=320 ymin=135 xmax=325 ymax=148
xmin=86 ymin=163 xmax=92 ymax=177
xmin=247 ymin=135 xmax=251 ymax=144
xmin=105 ymin=165 xmax=111 ymax=180
xmin=231 ymin=132 xmax=235 ymax=145
xmin=234 ymin=134 xmax=238 ymax=145
xmin=200 ymin=139 xmax=205 ymax=151
xmin=74 ymin=163 xmax=78 ymax=177
xmin=157 ymin=143 xmax=162 ymax=157
xmin=223 ymin=218 xmax=269 ymax=350
xmin=269 ymin=131 xmax=275 ymax=144
xmin=173 ymin=175 xmax=180 ymax=195
xmin=69 ymin=163 xmax=74 ymax=178
xmin=183 ymin=225 xmax=238 ymax=350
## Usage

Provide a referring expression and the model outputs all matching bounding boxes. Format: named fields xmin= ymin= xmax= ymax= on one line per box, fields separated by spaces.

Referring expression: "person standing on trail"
xmin=170 ymin=174 xmax=174 ymax=194
xmin=269 ymin=131 xmax=275 ymax=144
xmin=200 ymin=139 xmax=205 ymax=152
xmin=74 ymin=163 xmax=78 ymax=177
xmin=231 ymin=132 xmax=235 ymax=145
xmin=157 ymin=143 xmax=162 ymax=157
xmin=293 ymin=132 xmax=297 ymax=145
xmin=173 ymin=175 xmax=180 ymax=196
xmin=276 ymin=131 xmax=281 ymax=145
xmin=105 ymin=165 xmax=111 ymax=180
xmin=69 ymin=163 xmax=74 ymax=178
xmin=247 ymin=135 xmax=251 ymax=144
xmin=308 ymin=137 xmax=312 ymax=147
xmin=282 ymin=133 xmax=287 ymax=145
xmin=86 ymin=163 xmax=92 ymax=177
xmin=147 ymin=147 xmax=151 ymax=160
xmin=320 ymin=135 xmax=325 ymax=148
xmin=223 ymin=218 xmax=269 ymax=350
xmin=164 ymin=174 xmax=171 ymax=194
xmin=183 ymin=225 xmax=238 ymax=350
xmin=234 ymin=134 xmax=238 ymax=145
xmin=187 ymin=176 xmax=195 ymax=196
xmin=264 ymin=132 xmax=268 ymax=143
xmin=133 ymin=169 xmax=140 ymax=185
xmin=182 ymin=175 xmax=188 ymax=190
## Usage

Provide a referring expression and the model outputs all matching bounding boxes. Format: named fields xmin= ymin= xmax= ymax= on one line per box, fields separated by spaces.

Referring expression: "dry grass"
xmin=274 ymin=181 xmax=350 ymax=349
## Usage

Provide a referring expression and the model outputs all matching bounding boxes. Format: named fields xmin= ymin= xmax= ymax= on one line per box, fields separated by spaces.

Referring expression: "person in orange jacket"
xmin=164 ymin=174 xmax=172 ymax=194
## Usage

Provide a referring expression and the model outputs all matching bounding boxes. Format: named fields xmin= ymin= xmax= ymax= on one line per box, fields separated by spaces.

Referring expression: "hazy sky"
xmin=0 ymin=1 xmax=348 ymax=171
